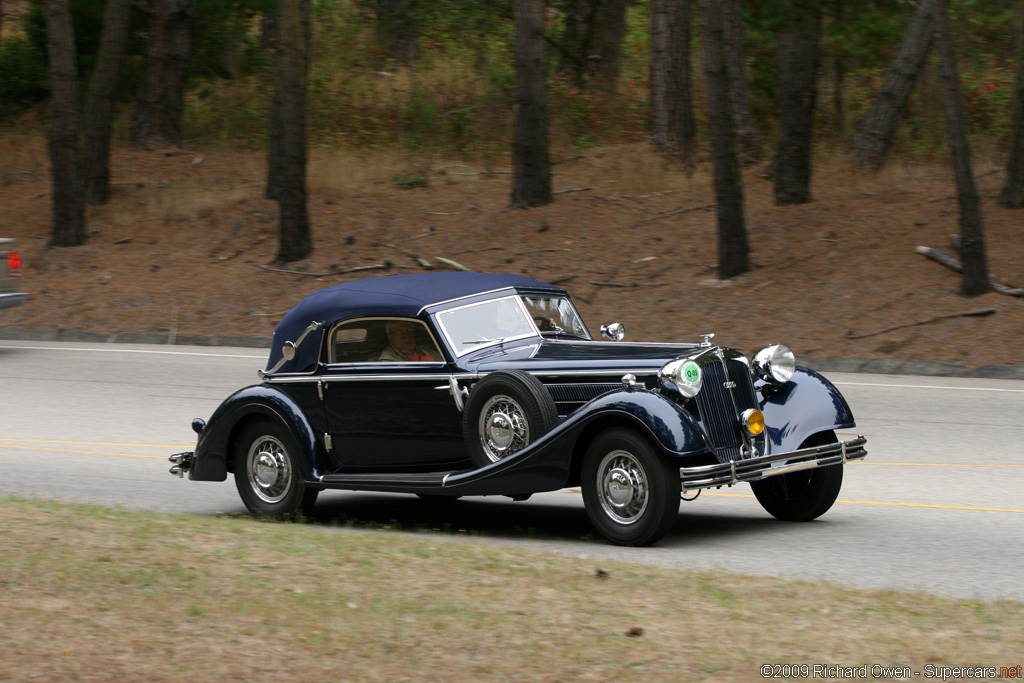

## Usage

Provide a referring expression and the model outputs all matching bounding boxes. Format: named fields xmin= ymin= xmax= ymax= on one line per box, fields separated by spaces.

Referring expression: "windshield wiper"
xmin=462 ymin=337 xmax=506 ymax=346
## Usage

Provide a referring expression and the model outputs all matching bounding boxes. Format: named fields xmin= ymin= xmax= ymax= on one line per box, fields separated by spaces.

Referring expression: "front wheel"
xmin=751 ymin=431 xmax=843 ymax=521
xmin=234 ymin=418 xmax=318 ymax=519
xmin=581 ymin=428 xmax=680 ymax=546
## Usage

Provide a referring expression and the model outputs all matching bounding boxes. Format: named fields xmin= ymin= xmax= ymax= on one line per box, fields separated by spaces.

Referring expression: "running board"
xmin=320 ymin=471 xmax=454 ymax=488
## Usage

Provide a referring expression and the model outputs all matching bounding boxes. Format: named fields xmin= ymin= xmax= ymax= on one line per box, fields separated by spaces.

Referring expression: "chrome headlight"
xmin=659 ymin=358 xmax=703 ymax=398
xmin=753 ymin=344 xmax=796 ymax=384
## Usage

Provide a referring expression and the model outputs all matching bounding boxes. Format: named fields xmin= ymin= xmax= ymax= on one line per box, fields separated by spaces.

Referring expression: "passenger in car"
xmin=378 ymin=320 xmax=439 ymax=362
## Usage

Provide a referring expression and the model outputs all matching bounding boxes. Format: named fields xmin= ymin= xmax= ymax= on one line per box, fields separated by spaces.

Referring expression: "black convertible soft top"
xmin=267 ymin=272 xmax=564 ymax=373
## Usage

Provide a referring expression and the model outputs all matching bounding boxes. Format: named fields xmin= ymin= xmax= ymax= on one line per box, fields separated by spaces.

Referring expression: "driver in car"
xmin=378 ymin=320 xmax=438 ymax=362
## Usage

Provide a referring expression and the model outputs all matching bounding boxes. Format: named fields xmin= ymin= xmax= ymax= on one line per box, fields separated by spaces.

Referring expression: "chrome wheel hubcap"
xmin=247 ymin=436 xmax=292 ymax=504
xmin=478 ymin=395 xmax=529 ymax=462
xmin=597 ymin=450 xmax=648 ymax=525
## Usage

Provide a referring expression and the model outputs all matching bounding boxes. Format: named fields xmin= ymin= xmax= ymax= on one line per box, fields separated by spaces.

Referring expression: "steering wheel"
xmin=533 ymin=317 xmax=564 ymax=333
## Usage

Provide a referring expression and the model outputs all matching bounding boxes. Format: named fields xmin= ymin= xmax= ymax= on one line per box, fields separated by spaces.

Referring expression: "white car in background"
xmin=0 ymin=238 xmax=26 ymax=309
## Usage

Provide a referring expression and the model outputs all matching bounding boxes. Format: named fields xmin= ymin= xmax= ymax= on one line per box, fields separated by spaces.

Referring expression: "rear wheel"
xmin=581 ymin=428 xmax=680 ymax=546
xmin=234 ymin=418 xmax=318 ymax=519
xmin=751 ymin=431 xmax=843 ymax=521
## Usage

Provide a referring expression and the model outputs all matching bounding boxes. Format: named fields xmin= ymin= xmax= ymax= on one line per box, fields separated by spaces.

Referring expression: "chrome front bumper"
xmin=680 ymin=435 xmax=867 ymax=491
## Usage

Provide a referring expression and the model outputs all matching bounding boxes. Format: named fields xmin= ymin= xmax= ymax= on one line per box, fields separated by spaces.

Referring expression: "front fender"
xmin=440 ymin=387 xmax=710 ymax=495
xmin=571 ymin=388 xmax=711 ymax=457
xmin=760 ymin=367 xmax=856 ymax=453
xmin=189 ymin=384 xmax=325 ymax=484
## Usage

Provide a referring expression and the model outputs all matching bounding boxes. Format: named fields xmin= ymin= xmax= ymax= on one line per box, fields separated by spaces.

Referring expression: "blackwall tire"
xmin=233 ymin=418 xmax=317 ymax=519
xmin=463 ymin=370 xmax=558 ymax=468
xmin=581 ymin=427 xmax=681 ymax=547
xmin=751 ymin=431 xmax=843 ymax=522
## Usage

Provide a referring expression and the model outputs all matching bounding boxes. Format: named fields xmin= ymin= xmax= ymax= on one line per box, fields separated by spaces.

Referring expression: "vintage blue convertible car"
xmin=170 ymin=272 xmax=866 ymax=546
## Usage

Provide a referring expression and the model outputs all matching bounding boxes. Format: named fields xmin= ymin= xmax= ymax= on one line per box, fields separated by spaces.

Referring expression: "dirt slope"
xmin=1 ymin=142 xmax=1022 ymax=374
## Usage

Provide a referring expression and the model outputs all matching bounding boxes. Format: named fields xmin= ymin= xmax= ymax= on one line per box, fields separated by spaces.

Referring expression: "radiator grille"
xmin=694 ymin=357 xmax=759 ymax=462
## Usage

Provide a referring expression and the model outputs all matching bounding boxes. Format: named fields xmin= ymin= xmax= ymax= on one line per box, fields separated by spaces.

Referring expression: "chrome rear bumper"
xmin=680 ymin=435 xmax=867 ymax=491
xmin=0 ymin=291 xmax=27 ymax=309
xmin=169 ymin=452 xmax=194 ymax=478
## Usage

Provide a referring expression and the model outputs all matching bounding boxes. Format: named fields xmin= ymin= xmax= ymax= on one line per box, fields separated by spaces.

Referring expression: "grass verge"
xmin=1 ymin=496 xmax=1021 ymax=682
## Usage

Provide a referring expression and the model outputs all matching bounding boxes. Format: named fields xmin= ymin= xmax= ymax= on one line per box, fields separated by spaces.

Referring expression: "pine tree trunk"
xmin=774 ymin=0 xmax=821 ymax=205
xmin=830 ymin=0 xmax=845 ymax=136
xmin=376 ymin=0 xmax=417 ymax=66
xmin=849 ymin=0 xmax=936 ymax=171
xmin=131 ymin=0 xmax=194 ymax=149
xmin=721 ymin=0 xmax=761 ymax=163
xmin=274 ymin=0 xmax=311 ymax=262
xmin=698 ymin=0 xmax=749 ymax=279
xmin=510 ymin=0 xmax=551 ymax=209
xmin=589 ymin=0 xmax=629 ymax=91
xmin=79 ymin=0 xmax=131 ymax=205
xmin=265 ymin=5 xmax=283 ymax=201
xmin=1000 ymin=0 xmax=1024 ymax=208
xmin=935 ymin=0 xmax=987 ymax=297
xmin=650 ymin=0 xmax=695 ymax=165
xmin=44 ymin=0 xmax=86 ymax=248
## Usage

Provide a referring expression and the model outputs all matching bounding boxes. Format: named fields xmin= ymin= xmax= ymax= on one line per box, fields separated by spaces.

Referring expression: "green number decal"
xmin=683 ymin=362 xmax=700 ymax=383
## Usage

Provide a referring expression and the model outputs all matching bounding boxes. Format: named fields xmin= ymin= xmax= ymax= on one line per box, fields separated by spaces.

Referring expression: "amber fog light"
xmin=742 ymin=409 xmax=765 ymax=436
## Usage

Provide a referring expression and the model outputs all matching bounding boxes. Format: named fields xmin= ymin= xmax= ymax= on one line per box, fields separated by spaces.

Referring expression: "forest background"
xmin=1 ymin=0 xmax=1023 ymax=373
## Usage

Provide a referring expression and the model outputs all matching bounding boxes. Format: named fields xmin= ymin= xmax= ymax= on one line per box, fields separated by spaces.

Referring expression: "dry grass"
xmin=1 ymin=496 xmax=1022 ymax=682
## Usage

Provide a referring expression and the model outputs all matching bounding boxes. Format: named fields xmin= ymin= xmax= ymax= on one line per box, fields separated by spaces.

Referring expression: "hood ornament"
xmin=700 ymin=333 xmax=715 ymax=348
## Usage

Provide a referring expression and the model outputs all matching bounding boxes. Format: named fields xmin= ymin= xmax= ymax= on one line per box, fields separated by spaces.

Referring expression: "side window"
xmin=377 ymin=319 xmax=443 ymax=363
xmin=330 ymin=321 xmax=381 ymax=363
xmin=329 ymin=318 xmax=442 ymax=364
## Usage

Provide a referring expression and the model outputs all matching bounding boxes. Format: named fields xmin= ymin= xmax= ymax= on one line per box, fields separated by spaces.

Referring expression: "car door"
xmin=320 ymin=318 xmax=467 ymax=471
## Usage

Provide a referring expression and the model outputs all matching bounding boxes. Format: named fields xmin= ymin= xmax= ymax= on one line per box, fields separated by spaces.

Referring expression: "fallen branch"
xmin=632 ymin=203 xmax=717 ymax=226
xmin=394 ymin=229 xmax=439 ymax=244
xmin=916 ymin=246 xmax=1024 ymax=297
xmin=846 ymin=308 xmax=996 ymax=339
xmin=515 ymin=248 xmax=569 ymax=256
xmin=586 ymin=280 xmax=671 ymax=288
xmin=553 ymin=187 xmax=592 ymax=195
xmin=434 ymin=257 xmax=471 ymax=271
xmin=212 ymin=248 xmax=244 ymax=263
xmin=380 ymin=241 xmax=433 ymax=269
xmin=547 ymin=275 xmax=577 ymax=285
xmin=257 ymin=263 xmax=395 ymax=277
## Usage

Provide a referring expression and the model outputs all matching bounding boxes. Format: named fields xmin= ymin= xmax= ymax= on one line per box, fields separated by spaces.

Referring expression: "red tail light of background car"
xmin=7 ymin=251 xmax=21 ymax=275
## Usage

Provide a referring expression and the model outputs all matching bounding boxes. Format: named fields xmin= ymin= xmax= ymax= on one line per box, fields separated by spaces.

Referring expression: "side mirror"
xmin=600 ymin=322 xmax=625 ymax=341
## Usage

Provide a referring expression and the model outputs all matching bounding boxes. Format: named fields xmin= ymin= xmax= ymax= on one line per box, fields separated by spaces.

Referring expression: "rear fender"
xmin=189 ymin=385 xmax=325 ymax=483
xmin=759 ymin=367 xmax=856 ymax=453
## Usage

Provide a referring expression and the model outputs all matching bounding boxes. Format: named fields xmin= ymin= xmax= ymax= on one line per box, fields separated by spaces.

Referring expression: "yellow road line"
xmin=849 ymin=461 xmax=1023 ymax=468
xmin=0 ymin=444 xmax=169 ymax=460
xmin=0 ymin=438 xmax=189 ymax=448
xmin=703 ymin=492 xmax=1023 ymax=513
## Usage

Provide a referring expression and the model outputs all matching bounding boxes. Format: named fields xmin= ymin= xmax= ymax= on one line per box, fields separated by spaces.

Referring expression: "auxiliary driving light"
xmin=742 ymin=408 xmax=765 ymax=436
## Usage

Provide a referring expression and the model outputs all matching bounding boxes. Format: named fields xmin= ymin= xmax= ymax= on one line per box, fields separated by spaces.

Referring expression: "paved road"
xmin=2 ymin=340 xmax=1021 ymax=600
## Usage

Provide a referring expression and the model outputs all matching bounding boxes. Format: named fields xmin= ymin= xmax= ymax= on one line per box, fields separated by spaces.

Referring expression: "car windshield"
xmin=435 ymin=295 xmax=538 ymax=356
xmin=436 ymin=293 xmax=590 ymax=356
xmin=520 ymin=294 xmax=590 ymax=339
